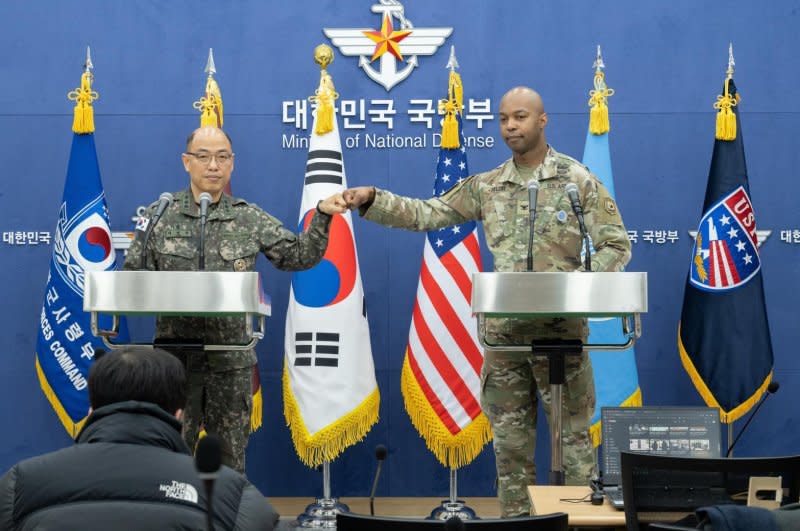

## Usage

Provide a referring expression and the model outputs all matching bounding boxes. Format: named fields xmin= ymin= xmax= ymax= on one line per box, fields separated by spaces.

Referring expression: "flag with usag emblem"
xmin=678 ymin=73 xmax=774 ymax=423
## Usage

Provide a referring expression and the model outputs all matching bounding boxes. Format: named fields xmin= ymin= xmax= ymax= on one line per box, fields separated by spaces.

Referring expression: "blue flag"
xmin=35 ymin=132 xmax=127 ymax=437
xmin=678 ymin=79 xmax=773 ymax=423
xmin=582 ymin=126 xmax=642 ymax=447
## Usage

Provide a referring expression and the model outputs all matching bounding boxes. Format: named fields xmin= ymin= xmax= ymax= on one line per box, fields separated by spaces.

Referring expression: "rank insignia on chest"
xmin=233 ymin=258 xmax=247 ymax=272
xmin=165 ymin=227 xmax=193 ymax=238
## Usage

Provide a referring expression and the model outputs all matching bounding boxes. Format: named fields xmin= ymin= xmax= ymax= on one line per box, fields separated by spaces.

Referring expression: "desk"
xmin=529 ymin=486 xmax=625 ymax=528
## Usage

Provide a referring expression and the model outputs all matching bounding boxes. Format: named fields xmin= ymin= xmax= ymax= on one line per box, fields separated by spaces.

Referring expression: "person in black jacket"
xmin=0 ymin=347 xmax=280 ymax=530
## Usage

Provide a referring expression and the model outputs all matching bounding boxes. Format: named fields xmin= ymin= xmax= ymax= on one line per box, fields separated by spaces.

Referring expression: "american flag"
xmin=401 ymin=118 xmax=490 ymax=468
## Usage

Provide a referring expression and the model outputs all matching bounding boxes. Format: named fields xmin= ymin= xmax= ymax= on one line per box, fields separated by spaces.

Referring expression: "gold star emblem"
xmin=363 ymin=14 xmax=412 ymax=62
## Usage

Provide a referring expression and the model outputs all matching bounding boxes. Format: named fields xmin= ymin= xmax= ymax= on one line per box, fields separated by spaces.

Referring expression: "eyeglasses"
xmin=185 ymin=151 xmax=234 ymax=165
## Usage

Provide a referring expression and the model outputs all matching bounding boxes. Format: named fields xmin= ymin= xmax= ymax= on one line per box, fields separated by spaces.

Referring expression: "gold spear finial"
xmin=727 ymin=42 xmax=735 ymax=79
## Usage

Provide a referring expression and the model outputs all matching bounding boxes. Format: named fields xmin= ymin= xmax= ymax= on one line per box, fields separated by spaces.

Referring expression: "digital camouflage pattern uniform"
xmin=124 ymin=189 xmax=331 ymax=473
xmin=360 ymin=147 xmax=630 ymax=517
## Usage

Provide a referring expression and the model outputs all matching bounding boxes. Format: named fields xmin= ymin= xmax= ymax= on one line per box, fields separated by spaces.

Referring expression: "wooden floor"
xmin=271 ymin=497 xmax=501 ymax=519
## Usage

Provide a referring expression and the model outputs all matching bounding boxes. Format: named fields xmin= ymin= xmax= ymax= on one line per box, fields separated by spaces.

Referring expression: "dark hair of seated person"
xmin=88 ymin=347 xmax=187 ymax=414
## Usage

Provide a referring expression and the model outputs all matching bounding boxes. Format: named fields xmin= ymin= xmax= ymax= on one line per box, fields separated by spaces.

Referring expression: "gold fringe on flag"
xmin=282 ymin=364 xmax=380 ymax=467
xmin=67 ymin=71 xmax=98 ymax=134
xmin=194 ymin=75 xmax=224 ymax=128
xmin=36 ymin=355 xmax=87 ymax=438
xmin=678 ymin=323 xmax=771 ymax=423
xmin=250 ymin=366 xmax=263 ymax=432
xmin=400 ymin=356 xmax=492 ymax=469
xmin=310 ymin=44 xmax=338 ymax=136
xmin=714 ymin=78 xmax=738 ymax=141
xmin=588 ymin=71 xmax=614 ymax=135
xmin=439 ymin=70 xmax=463 ymax=149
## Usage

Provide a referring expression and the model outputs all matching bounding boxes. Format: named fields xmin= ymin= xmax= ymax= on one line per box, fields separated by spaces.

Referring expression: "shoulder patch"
xmin=604 ymin=198 xmax=618 ymax=215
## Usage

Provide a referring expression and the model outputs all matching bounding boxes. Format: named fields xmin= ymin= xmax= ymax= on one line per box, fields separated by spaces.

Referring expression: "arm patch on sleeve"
xmin=604 ymin=198 xmax=618 ymax=215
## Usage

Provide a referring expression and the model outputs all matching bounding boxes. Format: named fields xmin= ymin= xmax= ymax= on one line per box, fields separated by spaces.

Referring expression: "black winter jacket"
xmin=0 ymin=401 xmax=278 ymax=530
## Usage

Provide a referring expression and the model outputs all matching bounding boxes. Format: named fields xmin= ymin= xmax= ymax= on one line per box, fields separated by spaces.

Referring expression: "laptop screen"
xmin=600 ymin=406 xmax=721 ymax=485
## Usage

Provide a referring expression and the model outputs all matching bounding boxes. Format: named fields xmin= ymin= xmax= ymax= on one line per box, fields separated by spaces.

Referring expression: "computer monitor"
xmin=601 ymin=406 xmax=721 ymax=486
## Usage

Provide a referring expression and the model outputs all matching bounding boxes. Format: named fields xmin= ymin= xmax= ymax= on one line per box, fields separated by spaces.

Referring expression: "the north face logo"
xmin=159 ymin=480 xmax=198 ymax=504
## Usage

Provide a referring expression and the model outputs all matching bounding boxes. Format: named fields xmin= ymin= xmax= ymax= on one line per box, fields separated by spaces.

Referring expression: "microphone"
xmin=565 ymin=183 xmax=592 ymax=271
xmin=198 ymin=192 xmax=212 ymax=271
xmin=139 ymin=192 xmax=173 ymax=270
xmin=195 ymin=434 xmax=222 ymax=531
xmin=369 ymin=444 xmax=388 ymax=516
xmin=726 ymin=381 xmax=780 ymax=457
xmin=527 ymin=180 xmax=540 ymax=272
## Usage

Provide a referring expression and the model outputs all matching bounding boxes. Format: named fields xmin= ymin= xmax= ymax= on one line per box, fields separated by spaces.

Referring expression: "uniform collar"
xmin=176 ymin=188 xmax=240 ymax=220
xmin=498 ymin=145 xmax=560 ymax=185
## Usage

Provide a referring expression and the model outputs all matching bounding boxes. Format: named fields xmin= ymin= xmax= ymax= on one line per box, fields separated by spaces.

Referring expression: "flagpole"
xmin=425 ymin=47 xmax=479 ymax=522
xmin=297 ymin=460 xmax=348 ymax=528
xmin=294 ymin=45 xmax=356 ymax=528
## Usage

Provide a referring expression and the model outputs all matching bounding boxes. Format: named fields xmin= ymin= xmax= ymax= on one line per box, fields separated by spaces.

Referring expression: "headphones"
xmin=589 ymin=476 xmax=604 ymax=505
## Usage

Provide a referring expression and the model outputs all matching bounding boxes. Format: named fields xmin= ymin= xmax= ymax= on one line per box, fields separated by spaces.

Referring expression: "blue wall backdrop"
xmin=1 ymin=0 xmax=798 ymax=498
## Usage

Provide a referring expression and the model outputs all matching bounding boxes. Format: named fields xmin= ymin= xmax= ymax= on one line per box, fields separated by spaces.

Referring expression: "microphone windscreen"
xmin=565 ymin=182 xmax=579 ymax=196
xmin=768 ymin=381 xmax=780 ymax=393
xmin=159 ymin=192 xmax=174 ymax=203
xmin=527 ymin=179 xmax=540 ymax=191
xmin=195 ymin=434 xmax=222 ymax=474
xmin=375 ymin=444 xmax=388 ymax=461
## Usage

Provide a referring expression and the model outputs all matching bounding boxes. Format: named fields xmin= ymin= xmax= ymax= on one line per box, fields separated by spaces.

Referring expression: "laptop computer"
xmin=599 ymin=406 xmax=722 ymax=509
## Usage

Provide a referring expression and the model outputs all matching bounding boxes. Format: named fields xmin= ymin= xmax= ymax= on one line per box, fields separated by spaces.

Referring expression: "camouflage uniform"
xmin=124 ymin=189 xmax=331 ymax=473
xmin=360 ymin=147 xmax=630 ymax=517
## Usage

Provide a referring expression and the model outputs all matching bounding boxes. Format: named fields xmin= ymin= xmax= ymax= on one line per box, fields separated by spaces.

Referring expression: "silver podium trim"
xmin=84 ymin=271 xmax=271 ymax=351
xmin=471 ymin=271 xmax=648 ymax=351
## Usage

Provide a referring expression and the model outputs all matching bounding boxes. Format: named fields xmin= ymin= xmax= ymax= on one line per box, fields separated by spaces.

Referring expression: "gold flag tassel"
xmin=68 ymin=71 xmax=98 ymax=134
xmin=310 ymin=44 xmax=338 ymax=135
xmin=588 ymin=71 xmax=614 ymax=135
xmin=194 ymin=74 xmax=224 ymax=128
xmin=714 ymin=78 xmax=738 ymax=141
xmin=439 ymin=70 xmax=463 ymax=149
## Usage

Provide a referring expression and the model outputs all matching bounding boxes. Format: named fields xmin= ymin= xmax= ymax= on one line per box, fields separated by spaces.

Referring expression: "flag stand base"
xmin=426 ymin=468 xmax=478 ymax=520
xmin=297 ymin=461 xmax=348 ymax=528
xmin=296 ymin=497 xmax=349 ymax=528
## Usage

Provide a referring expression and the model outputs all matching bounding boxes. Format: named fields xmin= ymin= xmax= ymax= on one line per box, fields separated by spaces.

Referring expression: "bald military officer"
xmin=125 ymin=126 xmax=348 ymax=473
xmin=344 ymin=87 xmax=631 ymax=517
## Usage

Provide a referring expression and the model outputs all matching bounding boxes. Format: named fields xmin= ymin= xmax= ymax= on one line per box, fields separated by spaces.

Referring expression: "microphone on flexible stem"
xmin=195 ymin=434 xmax=222 ymax=531
xmin=527 ymin=180 xmax=540 ymax=272
xmin=726 ymin=381 xmax=780 ymax=457
xmin=198 ymin=192 xmax=212 ymax=271
xmin=565 ymin=183 xmax=592 ymax=271
xmin=139 ymin=192 xmax=173 ymax=270
xmin=369 ymin=444 xmax=388 ymax=516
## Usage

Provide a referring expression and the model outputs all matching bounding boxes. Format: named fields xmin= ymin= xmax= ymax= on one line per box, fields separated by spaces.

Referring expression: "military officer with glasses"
xmin=124 ymin=126 xmax=348 ymax=472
